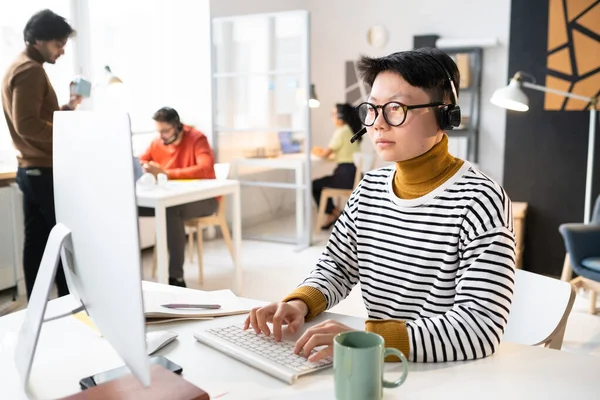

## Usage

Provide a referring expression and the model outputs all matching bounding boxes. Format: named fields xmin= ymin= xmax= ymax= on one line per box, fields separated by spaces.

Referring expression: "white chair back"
xmin=352 ymin=152 xmax=376 ymax=188
xmin=503 ymin=269 xmax=575 ymax=349
xmin=214 ymin=163 xmax=230 ymax=180
xmin=353 ymin=152 xmax=375 ymax=173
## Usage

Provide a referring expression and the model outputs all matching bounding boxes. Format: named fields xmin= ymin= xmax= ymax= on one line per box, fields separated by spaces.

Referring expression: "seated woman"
xmin=312 ymin=103 xmax=362 ymax=229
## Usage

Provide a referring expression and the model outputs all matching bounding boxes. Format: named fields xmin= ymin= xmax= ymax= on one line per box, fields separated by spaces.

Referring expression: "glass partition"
xmin=212 ymin=10 xmax=312 ymax=247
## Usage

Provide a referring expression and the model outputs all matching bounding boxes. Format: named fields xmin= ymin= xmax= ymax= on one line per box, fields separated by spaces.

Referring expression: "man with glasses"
xmin=245 ymin=48 xmax=516 ymax=365
xmin=138 ymin=107 xmax=217 ymax=287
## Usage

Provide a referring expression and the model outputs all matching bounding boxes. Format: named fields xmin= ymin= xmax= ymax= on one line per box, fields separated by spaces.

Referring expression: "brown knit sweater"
xmin=1 ymin=46 xmax=69 ymax=168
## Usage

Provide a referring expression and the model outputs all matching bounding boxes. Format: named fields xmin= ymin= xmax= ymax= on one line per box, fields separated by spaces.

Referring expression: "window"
xmin=88 ymin=0 xmax=212 ymax=141
xmin=0 ymin=1 xmax=73 ymax=167
xmin=212 ymin=11 xmax=309 ymax=162
xmin=0 ymin=0 xmax=212 ymax=163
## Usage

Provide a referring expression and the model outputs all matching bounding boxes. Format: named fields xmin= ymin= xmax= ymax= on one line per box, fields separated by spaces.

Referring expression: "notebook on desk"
xmin=143 ymin=288 xmax=250 ymax=320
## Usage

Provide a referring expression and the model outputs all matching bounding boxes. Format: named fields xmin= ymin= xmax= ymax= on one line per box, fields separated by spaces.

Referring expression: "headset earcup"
xmin=435 ymin=105 xmax=447 ymax=130
xmin=448 ymin=105 xmax=461 ymax=129
xmin=437 ymin=105 xmax=452 ymax=130
xmin=435 ymin=105 xmax=462 ymax=130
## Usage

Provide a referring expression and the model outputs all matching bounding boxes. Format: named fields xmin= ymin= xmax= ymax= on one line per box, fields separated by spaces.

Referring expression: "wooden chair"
xmin=502 ymin=269 xmax=576 ymax=350
xmin=315 ymin=152 xmax=375 ymax=232
xmin=152 ymin=163 xmax=234 ymax=284
xmin=511 ymin=202 xmax=528 ymax=269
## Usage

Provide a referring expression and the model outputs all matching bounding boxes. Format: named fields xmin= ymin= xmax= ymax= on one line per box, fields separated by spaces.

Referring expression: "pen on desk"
xmin=161 ymin=304 xmax=221 ymax=310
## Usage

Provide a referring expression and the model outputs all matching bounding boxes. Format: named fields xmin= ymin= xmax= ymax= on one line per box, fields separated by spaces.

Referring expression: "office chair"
xmin=559 ymin=195 xmax=600 ymax=314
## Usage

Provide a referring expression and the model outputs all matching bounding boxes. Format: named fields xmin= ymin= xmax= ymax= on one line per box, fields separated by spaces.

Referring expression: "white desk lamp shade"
xmin=491 ymin=79 xmax=530 ymax=112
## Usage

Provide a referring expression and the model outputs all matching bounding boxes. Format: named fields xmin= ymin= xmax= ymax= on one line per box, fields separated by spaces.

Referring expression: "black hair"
xmin=356 ymin=47 xmax=460 ymax=103
xmin=24 ymin=9 xmax=75 ymax=44
xmin=336 ymin=103 xmax=364 ymax=141
xmin=152 ymin=107 xmax=183 ymax=131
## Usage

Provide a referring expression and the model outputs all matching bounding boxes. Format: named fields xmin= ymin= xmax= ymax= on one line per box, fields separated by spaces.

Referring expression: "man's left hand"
xmin=293 ymin=320 xmax=355 ymax=362
xmin=143 ymin=161 xmax=166 ymax=177
xmin=68 ymin=94 xmax=83 ymax=110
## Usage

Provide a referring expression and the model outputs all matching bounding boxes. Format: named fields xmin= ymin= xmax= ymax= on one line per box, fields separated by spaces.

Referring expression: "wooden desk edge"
xmin=0 ymin=170 xmax=17 ymax=187
xmin=0 ymin=170 xmax=17 ymax=180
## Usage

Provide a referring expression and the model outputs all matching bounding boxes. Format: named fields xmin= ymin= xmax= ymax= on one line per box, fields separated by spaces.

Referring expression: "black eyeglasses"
xmin=356 ymin=101 xmax=444 ymax=127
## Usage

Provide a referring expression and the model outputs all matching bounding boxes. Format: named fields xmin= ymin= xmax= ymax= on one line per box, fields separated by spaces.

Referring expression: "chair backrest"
xmin=503 ymin=269 xmax=576 ymax=349
xmin=214 ymin=163 xmax=230 ymax=180
xmin=352 ymin=152 xmax=376 ymax=189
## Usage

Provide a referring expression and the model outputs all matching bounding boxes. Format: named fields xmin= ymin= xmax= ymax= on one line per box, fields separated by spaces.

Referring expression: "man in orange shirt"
xmin=138 ymin=107 xmax=217 ymax=287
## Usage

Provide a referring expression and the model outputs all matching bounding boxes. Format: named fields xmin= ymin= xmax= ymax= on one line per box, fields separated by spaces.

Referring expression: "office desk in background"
xmin=0 ymin=169 xmax=21 ymax=296
xmin=0 ymin=168 xmax=16 ymax=182
xmin=231 ymin=153 xmax=333 ymax=248
xmin=0 ymin=281 xmax=599 ymax=399
xmin=137 ymin=180 xmax=242 ymax=293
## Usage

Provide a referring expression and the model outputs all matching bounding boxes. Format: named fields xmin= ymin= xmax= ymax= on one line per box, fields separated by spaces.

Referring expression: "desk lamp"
xmin=491 ymin=71 xmax=598 ymax=223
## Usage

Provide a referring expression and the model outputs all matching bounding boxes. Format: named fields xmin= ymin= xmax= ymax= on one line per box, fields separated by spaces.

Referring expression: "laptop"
xmin=278 ymin=131 xmax=302 ymax=154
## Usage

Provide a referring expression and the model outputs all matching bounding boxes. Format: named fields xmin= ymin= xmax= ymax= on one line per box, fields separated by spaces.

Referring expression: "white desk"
xmin=137 ymin=180 xmax=242 ymax=293
xmin=232 ymin=153 xmax=332 ymax=248
xmin=1 ymin=282 xmax=599 ymax=400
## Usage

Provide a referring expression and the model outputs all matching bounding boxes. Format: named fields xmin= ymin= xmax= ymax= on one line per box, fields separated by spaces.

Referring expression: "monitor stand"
xmin=14 ymin=223 xmax=85 ymax=393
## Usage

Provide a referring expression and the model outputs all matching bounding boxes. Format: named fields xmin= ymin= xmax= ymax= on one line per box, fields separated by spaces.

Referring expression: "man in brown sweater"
xmin=1 ymin=9 xmax=80 ymax=299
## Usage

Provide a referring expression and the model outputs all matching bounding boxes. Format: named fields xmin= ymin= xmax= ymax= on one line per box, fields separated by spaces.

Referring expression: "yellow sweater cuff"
xmin=365 ymin=320 xmax=410 ymax=362
xmin=282 ymin=286 xmax=327 ymax=321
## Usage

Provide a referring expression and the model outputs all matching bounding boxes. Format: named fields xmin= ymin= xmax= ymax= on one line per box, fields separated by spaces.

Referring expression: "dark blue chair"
xmin=559 ymin=196 xmax=600 ymax=314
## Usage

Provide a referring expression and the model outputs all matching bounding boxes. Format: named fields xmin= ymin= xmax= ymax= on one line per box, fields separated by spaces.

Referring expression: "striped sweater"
xmin=286 ymin=161 xmax=516 ymax=362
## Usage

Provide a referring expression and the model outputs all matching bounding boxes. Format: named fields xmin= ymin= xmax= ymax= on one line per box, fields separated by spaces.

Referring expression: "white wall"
xmin=306 ymin=0 xmax=512 ymax=182
xmin=210 ymin=0 xmax=308 ymax=18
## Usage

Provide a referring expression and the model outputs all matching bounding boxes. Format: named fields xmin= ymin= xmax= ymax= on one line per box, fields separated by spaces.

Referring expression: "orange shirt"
xmin=139 ymin=125 xmax=216 ymax=180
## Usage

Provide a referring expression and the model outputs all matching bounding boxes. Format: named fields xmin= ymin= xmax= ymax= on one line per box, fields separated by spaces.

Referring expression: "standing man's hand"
xmin=68 ymin=94 xmax=83 ymax=110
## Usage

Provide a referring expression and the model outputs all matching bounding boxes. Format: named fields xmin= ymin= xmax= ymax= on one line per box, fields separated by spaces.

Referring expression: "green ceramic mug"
xmin=333 ymin=331 xmax=408 ymax=400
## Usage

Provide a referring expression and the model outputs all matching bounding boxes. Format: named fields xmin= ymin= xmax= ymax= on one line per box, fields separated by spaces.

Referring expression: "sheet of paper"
xmin=143 ymin=288 xmax=249 ymax=318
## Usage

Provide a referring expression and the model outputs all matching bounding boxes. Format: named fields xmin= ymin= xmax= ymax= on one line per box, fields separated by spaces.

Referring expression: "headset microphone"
xmin=350 ymin=127 xmax=367 ymax=143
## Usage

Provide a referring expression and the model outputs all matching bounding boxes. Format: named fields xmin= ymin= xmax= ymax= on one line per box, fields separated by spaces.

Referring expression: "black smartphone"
xmin=79 ymin=356 xmax=183 ymax=390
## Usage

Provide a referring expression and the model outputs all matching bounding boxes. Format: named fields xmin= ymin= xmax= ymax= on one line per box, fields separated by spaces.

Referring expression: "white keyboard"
xmin=194 ymin=324 xmax=333 ymax=384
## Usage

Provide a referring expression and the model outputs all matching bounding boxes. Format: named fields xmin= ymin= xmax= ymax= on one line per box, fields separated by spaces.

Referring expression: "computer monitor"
xmin=14 ymin=111 xmax=150 ymax=390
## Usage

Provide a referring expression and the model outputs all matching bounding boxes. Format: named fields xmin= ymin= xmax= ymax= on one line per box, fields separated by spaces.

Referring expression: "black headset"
xmin=423 ymin=52 xmax=461 ymax=131
xmin=350 ymin=51 xmax=462 ymax=143
xmin=158 ymin=107 xmax=184 ymax=145
xmin=167 ymin=107 xmax=184 ymax=132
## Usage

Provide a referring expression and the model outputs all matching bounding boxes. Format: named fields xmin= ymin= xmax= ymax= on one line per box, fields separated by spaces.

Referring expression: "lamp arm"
xmin=584 ymin=107 xmax=597 ymax=224
xmin=520 ymin=81 xmax=597 ymax=222
xmin=521 ymin=81 xmax=594 ymax=102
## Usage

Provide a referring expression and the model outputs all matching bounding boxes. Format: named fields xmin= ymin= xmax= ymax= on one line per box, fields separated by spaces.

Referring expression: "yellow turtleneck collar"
xmin=393 ymin=133 xmax=464 ymax=199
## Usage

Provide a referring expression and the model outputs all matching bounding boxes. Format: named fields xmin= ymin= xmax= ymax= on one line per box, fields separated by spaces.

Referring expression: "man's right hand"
xmin=243 ymin=300 xmax=309 ymax=341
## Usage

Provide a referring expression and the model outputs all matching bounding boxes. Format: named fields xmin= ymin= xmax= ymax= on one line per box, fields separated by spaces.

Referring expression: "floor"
xmin=2 ymin=213 xmax=600 ymax=358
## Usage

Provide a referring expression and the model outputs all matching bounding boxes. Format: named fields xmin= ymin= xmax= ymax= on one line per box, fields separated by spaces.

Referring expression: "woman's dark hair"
xmin=336 ymin=103 xmax=363 ymax=142
xmin=24 ymin=9 xmax=75 ymax=44
xmin=356 ymin=47 xmax=460 ymax=103
xmin=152 ymin=107 xmax=183 ymax=131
